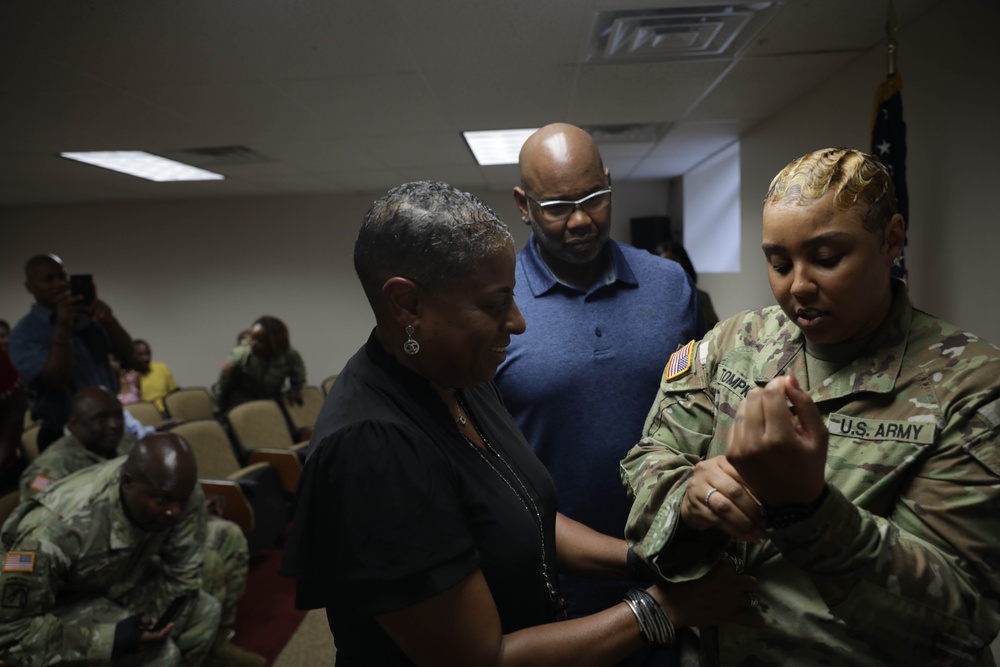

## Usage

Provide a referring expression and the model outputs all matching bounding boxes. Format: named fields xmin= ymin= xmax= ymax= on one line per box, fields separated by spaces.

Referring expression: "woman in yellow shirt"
xmin=119 ymin=339 xmax=179 ymax=413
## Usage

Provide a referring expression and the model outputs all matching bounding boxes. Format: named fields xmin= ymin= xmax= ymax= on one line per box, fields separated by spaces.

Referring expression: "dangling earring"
xmin=893 ymin=254 xmax=903 ymax=267
xmin=403 ymin=324 xmax=420 ymax=355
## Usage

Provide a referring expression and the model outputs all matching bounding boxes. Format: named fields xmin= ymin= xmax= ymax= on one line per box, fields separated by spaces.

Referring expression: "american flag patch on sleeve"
xmin=3 ymin=552 xmax=35 ymax=573
xmin=664 ymin=340 xmax=696 ymax=381
xmin=29 ymin=476 xmax=54 ymax=493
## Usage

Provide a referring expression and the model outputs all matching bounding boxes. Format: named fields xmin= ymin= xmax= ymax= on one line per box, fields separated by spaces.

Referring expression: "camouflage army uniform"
xmin=201 ymin=514 xmax=249 ymax=629
xmin=18 ymin=431 xmax=134 ymax=502
xmin=213 ymin=342 xmax=306 ymax=413
xmin=17 ymin=432 xmax=249 ymax=630
xmin=0 ymin=457 xmax=220 ymax=667
xmin=622 ymin=288 xmax=1000 ymax=666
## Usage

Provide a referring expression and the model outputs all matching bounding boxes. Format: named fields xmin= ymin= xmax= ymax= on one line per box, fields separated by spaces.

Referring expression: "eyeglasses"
xmin=527 ymin=187 xmax=612 ymax=223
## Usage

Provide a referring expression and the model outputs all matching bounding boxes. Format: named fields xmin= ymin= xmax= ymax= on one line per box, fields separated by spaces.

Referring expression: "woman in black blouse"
xmin=280 ymin=181 xmax=762 ymax=666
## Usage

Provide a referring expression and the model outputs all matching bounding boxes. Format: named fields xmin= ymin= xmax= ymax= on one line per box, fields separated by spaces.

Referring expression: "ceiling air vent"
xmin=582 ymin=123 xmax=671 ymax=144
xmin=161 ymin=145 xmax=271 ymax=167
xmin=588 ymin=2 xmax=780 ymax=62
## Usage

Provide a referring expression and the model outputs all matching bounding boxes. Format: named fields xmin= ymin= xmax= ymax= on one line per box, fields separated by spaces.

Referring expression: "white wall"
xmin=698 ymin=0 xmax=1000 ymax=345
xmin=0 ymin=181 xmax=670 ymax=389
xmin=683 ymin=142 xmax=741 ymax=274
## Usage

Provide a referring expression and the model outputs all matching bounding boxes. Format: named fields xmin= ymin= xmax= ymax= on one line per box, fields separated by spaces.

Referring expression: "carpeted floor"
xmin=231 ymin=547 xmax=316 ymax=665
xmin=273 ymin=609 xmax=337 ymax=666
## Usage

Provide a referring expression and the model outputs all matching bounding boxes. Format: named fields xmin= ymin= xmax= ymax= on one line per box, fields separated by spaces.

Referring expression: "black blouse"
xmin=280 ymin=331 xmax=560 ymax=666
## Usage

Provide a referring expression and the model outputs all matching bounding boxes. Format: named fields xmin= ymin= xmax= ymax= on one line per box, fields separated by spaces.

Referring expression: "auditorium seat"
xmin=226 ymin=399 xmax=306 ymax=494
xmin=169 ymin=419 xmax=287 ymax=554
xmin=163 ymin=387 xmax=216 ymax=421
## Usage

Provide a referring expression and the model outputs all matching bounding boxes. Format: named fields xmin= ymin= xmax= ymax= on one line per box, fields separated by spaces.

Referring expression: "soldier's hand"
xmin=111 ymin=613 xmax=171 ymax=657
xmin=680 ymin=455 xmax=766 ymax=544
xmin=726 ymin=371 xmax=828 ymax=507
xmin=140 ymin=625 xmax=173 ymax=643
xmin=140 ymin=615 xmax=174 ymax=644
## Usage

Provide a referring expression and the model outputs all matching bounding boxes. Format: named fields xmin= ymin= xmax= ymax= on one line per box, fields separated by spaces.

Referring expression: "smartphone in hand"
xmin=69 ymin=274 xmax=96 ymax=306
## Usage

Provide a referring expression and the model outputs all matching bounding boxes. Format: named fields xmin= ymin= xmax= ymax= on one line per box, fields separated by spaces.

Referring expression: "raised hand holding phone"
xmin=69 ymin=274 xmax=95 ymax=307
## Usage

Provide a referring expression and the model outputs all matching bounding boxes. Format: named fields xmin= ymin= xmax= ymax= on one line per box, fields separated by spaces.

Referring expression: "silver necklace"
xmin=455 ymin=394 xmax=566 ymax=617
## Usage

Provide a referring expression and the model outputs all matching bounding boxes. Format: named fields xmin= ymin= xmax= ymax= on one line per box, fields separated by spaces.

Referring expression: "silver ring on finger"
xmin=728 ymin=555 xmax=745 ymax=574
xmin=704 ymin=486 xmax=719 ymax=506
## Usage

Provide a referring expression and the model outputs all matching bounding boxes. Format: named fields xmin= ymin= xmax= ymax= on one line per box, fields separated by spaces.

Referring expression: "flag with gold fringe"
xmin=871 ymin=72 xmax=908 ymax=280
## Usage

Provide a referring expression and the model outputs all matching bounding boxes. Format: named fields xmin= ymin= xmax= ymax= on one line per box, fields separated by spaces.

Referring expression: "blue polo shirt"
xmin=9 ymin=303 xmax=117 ymax=433
xmin=494 ymin=236 xmax=700 ymax=618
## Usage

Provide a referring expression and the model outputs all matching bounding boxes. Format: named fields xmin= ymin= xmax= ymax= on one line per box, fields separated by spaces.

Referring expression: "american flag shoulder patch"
xmin=29 ymin=475 xmax=54 ymax=493
xmin=3 ymin=552 xmax=35 ymax=573
xmin=664 ymin=340 xmax=696 ymax=381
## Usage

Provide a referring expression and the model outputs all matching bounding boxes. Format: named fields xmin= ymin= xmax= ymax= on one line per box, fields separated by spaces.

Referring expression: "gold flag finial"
xmin=885 ymin=0 xmax=899 ymax=76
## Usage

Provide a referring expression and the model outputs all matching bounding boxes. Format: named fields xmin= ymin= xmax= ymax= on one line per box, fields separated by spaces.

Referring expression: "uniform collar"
xmin=58 ymin=433 xmax=109 ymax=466
xmin=753 ymin=281 xmax=911 ymax=403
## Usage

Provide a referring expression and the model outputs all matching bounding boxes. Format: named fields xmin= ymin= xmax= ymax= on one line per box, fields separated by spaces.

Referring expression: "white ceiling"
xmin=0 ymin=0 xmax=945 ymax=206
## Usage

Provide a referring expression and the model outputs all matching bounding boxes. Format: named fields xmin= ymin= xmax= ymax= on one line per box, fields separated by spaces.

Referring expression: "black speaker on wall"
xmin=630 ymin=216 xmax=672 ymax=254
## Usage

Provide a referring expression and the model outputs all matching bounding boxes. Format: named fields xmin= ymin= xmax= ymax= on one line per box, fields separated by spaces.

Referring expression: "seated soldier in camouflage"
xmin=621 ymin=148 xmax=1000 ymax=665
xmin=19 ymin=386 xmax=136 ymax=500
xmin=15 ymin=386 xmax=263 ymax=667
xmin=0 ymin=433 xmax=218 ymax=666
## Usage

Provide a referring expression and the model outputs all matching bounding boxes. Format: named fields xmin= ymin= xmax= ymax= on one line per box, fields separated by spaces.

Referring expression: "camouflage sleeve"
xmin=0 ymin=510 xmax=117 ymax=665
xmin=212 ymin=347 xmax=243 ymax=412
xmin=142 ymin=484 xmax=208 ymax=613
xmin=772 ymin=384 xmax=1000 ymax=663
xmin=287 ymin=348 xmax=306 ymax=390
xmin=18 ymin=461 xmax=43 ymax=502
xmin=19 ymin=460 xmax=64 ymax=503
xmin=621 ymin=327 xmax=731 ymax=581
xmin=19 ymin=448 xmax=98 ymax=504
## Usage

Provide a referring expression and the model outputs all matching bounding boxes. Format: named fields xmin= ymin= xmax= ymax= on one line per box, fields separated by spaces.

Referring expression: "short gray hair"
xmin=354 ymin=181 xmax=513 ymax=300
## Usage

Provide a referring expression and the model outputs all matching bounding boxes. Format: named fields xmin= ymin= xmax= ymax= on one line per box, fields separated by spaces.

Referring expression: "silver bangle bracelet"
xmin=624 ymin=588 xmax=675 ymax=646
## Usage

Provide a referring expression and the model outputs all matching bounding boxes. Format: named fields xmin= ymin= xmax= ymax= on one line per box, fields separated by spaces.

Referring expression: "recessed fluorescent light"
xmin=59 ymin=151 xmax=225 ymax=182
xmin=463 ymin=128 xmax=538 ymax=166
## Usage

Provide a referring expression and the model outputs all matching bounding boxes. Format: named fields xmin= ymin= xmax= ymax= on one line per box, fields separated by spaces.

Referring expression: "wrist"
xmin=624 ymin=588 xmax=675 ymax=646
xmin=626 ymin=548 xmax=647 ymax=581
xmin=761 ymin=484 xmax=830 ymax=530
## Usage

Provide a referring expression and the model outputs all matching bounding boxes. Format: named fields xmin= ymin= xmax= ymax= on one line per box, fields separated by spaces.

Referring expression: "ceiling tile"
xmin=276 ymin=74 xmax=452 ymax=137
xmin=687 ymin=52 xmax=859 ymax=121
xmin=652 ymin=120 xmax=749 ymax=156
xmin=572 ymin=60 xmax=731 ymax=124
xmin=426 ymin=67 xmax=576 ymax=131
